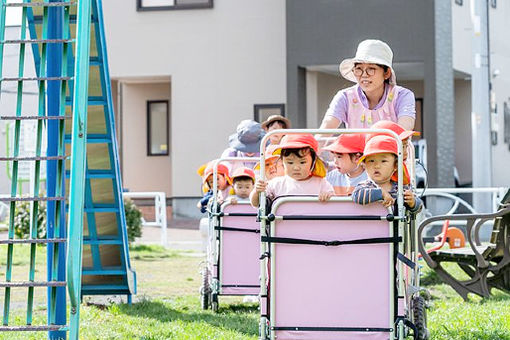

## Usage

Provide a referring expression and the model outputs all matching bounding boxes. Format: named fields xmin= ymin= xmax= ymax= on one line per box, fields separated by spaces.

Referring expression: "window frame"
xmin=137 ymin=0 xmax=213 ymax=11
xmin=254 ymin=104 xmax=286 ymax=123
xmin=146 ymin=100 xmax=170 ymax=157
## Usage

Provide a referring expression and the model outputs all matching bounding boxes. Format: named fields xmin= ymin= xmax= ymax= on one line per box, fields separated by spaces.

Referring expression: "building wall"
xmin=119 ymin=82 xmax=172 ymax=194
xmin=102 ymin=0 xmax=287 ymax=197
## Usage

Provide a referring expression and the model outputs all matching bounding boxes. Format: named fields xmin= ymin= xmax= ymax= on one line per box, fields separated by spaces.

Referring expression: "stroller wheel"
xmin=211 ymin=293 xmax=219 ymax=312
xmin=200 ymin=268 xmax=211 ymax=310
xmin=411 ymin=295 xmax=430 ymax=340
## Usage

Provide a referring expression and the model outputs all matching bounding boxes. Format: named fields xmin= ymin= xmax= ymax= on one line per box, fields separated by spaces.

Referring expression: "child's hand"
xmin=404 ymin=189 xmax=416 ymax=209
xmin=318 ymin=191 xmax=333 ymax=202
xmin=254 ymin=179 xmax=267 ymax=194
xmin=226 ymin=197 xmax=238 ymax=205
xmin=381 ymin=190 xmax=395 ymax=208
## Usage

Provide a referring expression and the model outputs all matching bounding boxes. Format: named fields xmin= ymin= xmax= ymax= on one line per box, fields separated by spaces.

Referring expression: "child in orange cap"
xmin=254 ymin=144 xmax=285 ymax=181
xmin=226 ymin=167 xmax=256 ymax=205
xmin=196 ymin=161 xmax=232 ymax=213
xmin=368 ymin=120 xmax=419 ymax=185
xmin=352 ymin=135 xmax=422 ymax=212
xmin=323 ymin=133 xmax=367 ymax=195
xmin=250 ymin=134 xmax=334 ymax=207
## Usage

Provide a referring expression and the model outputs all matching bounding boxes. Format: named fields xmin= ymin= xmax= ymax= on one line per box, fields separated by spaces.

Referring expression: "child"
xmin=254 ymin=144 xmax=285 ymax=181
xmin=323 ymin=133 xmax=367 ymax=195
xmin=352 ymin=135 xmax=422 ymax=213
xmin=196 ymin=161 xmax=232 ymax=213
xmin=368 ymin=120 xmax=419 ymax=185
xmin=250 ymin=134 xmax=334 ymax=207
xmin=226 ymin=167 xmax=256 ymax=205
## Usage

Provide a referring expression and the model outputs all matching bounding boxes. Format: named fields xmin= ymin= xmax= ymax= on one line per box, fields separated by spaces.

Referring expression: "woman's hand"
xmin=381 ymin=190 xmax=395 ymax=208
xmin=318 ymin=191 xmax=333 ymax=202
xmin=404 ymin=189 xmax=416 ymax=209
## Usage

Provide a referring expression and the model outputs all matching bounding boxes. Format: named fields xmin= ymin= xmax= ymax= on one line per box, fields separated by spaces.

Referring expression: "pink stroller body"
xmin=260 ymin=196 xmax=397 ymax=340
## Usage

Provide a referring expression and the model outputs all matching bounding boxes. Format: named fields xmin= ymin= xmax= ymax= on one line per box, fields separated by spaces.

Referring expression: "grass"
xmin=0 ymin=244 xmax=509 ymax=339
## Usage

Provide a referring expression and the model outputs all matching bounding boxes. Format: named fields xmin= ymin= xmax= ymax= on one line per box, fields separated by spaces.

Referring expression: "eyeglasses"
xmin=352 ymin=66 xmax=378 ymax=77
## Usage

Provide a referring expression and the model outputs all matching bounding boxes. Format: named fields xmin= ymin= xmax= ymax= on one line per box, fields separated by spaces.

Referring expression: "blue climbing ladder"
xmin=0 ymin=0 xmax=135 ymax=338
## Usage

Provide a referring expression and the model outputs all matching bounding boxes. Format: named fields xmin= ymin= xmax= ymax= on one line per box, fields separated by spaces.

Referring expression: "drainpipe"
xmin=470 ymin=0 xmax=491 ymax=212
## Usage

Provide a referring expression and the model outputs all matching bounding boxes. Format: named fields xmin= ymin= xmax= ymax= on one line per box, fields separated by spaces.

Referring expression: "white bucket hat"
xmin=339 ymin=39 xmax=396 ymax=85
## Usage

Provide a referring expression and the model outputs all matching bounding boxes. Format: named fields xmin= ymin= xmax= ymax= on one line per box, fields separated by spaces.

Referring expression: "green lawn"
xmin=0 ymin=244 xmax=509 ymax=339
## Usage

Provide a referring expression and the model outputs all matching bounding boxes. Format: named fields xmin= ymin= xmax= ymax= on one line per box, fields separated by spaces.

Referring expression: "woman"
xmin=320 ymin=39 xmax=416 ymax=131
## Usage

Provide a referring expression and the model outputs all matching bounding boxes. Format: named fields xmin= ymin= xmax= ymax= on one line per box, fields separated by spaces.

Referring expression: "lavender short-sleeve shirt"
xmin=325 ymin=84 xmax=416 ymax=124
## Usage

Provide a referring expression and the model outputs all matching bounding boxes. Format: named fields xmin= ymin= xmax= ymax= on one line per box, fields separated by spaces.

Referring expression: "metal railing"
xmin=123 ymin=192 xmax=168 ymax=247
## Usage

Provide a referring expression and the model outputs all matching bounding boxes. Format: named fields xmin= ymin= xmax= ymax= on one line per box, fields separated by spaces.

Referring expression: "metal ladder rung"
xmin=0 ymin=196 xmax=65 ymax=202
xmin=4 ymin=1 xmax=75 ymax=7
xmin=0 ymin=77 xmax=72 ymax=82
xmin=0 ymin=156 xmax=67 ymax=161
xmin=0 ymin=281 xmax=66 ymax=288
xmin=1 ymin=39 xmax=74 ymax=44
xmin=0 ymin=238 xmax=66 ymax=245
xmin=0 ymin=115 xmax=71 ymax=120
xmin=0 ymin=325 xmax=69 ymax=332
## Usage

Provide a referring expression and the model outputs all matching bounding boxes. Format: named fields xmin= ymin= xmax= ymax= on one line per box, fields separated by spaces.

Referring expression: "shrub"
xmin=124 ymin=198 xmax=142 ymax=243
xmin=14 ymin=201 xmax=47 ymax=239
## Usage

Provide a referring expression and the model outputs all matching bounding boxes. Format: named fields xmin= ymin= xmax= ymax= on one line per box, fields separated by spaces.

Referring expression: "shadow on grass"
xmin=115 ymin=299 xmax=258 ymax=337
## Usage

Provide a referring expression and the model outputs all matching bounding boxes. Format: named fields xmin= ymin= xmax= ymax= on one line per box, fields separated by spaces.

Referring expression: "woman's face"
xmin=352 ymin=63 xmax=391 ymax=94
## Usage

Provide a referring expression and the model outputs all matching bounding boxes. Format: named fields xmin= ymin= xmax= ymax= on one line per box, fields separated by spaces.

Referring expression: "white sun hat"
xmin=339 ymin=39 xmax=396 ymax=85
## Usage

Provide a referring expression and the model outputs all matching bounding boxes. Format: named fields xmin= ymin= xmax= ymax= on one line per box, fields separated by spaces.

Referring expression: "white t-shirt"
xmin=326 ymin=170 xmax=367 ymax=196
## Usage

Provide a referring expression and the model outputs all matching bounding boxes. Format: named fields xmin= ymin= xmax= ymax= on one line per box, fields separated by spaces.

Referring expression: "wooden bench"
xmin=418 ymin=189 xmax=510 ymax=300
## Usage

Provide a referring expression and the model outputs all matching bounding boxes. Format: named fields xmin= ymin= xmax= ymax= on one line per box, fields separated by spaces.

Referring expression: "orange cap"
xmin=231 ymin=167 xmax=256 ymax=182
xmin=273 ymin=134 xmax=327 ymax=178
xmin=358 ymin=135 xmax=399 ymax=163
xmin=201 ymin=161 xmax=231 ymax=185
xmin=254 ymin=144 xmax=280 ymax=170
xmin=368 ymin=120 xmax=420 ymax=141
xmin=323 ymin=133 xmax=365 ymax=154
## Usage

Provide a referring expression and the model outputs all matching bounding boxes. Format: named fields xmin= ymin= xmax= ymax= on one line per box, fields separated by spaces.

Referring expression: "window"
xmin=147 ymin=100 xmax=169 ymax=156
xmin=455 ymin=0 xmax=462 ymax=5
xmin=137 ymin=0 xmax=213 ymax=11
xmin=254 ymin=104 xmax=285 ymax=123
xmin=414 ymin=98 xmax=424 ymax=139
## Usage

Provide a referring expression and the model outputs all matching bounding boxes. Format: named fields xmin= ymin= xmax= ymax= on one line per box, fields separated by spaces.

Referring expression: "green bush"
xmin=14 ymin=201 xmax=47 ymax=239
xmin=124 ymin=198 xmax=142 ymax=243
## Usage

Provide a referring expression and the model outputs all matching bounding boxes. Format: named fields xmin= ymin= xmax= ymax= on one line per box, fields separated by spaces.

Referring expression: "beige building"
xmin=100 ymin=0 xmax=510 ymax=217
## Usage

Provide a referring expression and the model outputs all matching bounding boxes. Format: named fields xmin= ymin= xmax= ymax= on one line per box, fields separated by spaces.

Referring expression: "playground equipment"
xmin=418 ymin=189 xmax=510 ymax=300
xmin=201 ymin=157 xmax=260 ymax=311
xmin=257 ymin=129 xmax=429 ymax=340
xmin=0 ymin=0 xmax=135 ymax=338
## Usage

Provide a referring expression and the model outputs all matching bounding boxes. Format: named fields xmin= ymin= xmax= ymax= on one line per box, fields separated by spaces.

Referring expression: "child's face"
xmin=282 ymin=151 xmax=313 ymax=181
xmin=206 ymin=174 xmax=228 ymax=190
xmin=233 ymin=179 xmax=254 ymax=199
xmin=353 ymin=63 xmax=389 ymax=93
xmin=332 ymin=152 xmax=359 ymax=175
xmin=265 ymin=158 xmax=284 ymax=180
xmin=402 ymin=138 xmax=409 ymax=161
xmin=364 ymin=153 xmax=397 ymax=185
xmin=267 ymin=121 xmax=284 ymax=144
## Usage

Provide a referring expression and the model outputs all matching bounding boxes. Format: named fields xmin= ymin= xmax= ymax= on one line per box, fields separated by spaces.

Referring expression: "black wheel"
xmin=200 ymin=268 xmax=210 ymax=310
xmin=211 ymin=292 xmax=219 ymax=312
xmin=411 ymin=295 xmax=430 ymax=340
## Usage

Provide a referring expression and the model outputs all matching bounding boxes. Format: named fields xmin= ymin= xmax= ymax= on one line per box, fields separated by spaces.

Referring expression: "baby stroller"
xmin=200 ymin=157 xmax=260 ymax=311
xmin=257 ymin=129 xmax=429 ymax=340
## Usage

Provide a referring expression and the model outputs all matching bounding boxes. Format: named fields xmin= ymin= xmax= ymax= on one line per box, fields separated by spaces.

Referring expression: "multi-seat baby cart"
xmin=257 ymin=129 xmax=429 ymax=340
xmin=200 ymin=157 xmax=261 ymax=311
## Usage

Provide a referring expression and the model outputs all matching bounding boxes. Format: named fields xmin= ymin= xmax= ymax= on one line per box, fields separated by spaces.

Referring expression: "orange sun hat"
xmin=322 ymin=133 xmax=366 ymax=154
xmin=367 ymin=120 xmax=420 ymax=142
xmin=197 ymin=161 xmax=232 ymax=193
xmin=273 ymin=134 xmax=327 ymax=177
xmin=358 ymin=135 xmax=399 ymax=164
xmin=231 ymin=167 xmax=256 ymax=182
xmin=254 ymin=144 xmax=280 ymax=170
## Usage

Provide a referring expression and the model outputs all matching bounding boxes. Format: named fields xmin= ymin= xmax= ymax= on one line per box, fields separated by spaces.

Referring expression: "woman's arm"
xmin=397 ymin=116 xmax=415 ymax=131
xmin=319 ymin=115 xmax=341 ymax=129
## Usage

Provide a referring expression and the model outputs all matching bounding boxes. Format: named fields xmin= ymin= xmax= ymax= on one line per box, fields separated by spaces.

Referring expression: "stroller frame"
xmin=257 ymin=129 xmax=426 ymax=340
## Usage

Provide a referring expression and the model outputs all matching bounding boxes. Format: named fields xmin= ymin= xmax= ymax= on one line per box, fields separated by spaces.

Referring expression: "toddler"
xmin=197 ymin=161 xmax=232 ymax=213
xmin=352 ymin=135 xmax=422 ymax=213
xmin=226 ymin=167 xmax=255 ymax=204
xmin=323 ymin=133 xmax=367 ymax=195
xmin=250 ymin=134 xmax=334 ymax=207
